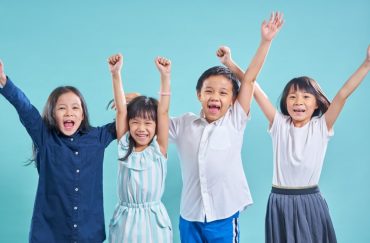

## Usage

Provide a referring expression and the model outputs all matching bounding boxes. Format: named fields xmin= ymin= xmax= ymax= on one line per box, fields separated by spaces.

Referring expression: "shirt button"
xmin=75 ymin=151 xmax=79 ymax=155
xmin=73 ymin=224 xmax=77 ymax=228
xmin=74 ymin=206 xmax=78 ymax=210
xmin=75 ymin=187 xmax=79 ymax=192
xmin=76 ymin=169 xmax=80 ymax=173
xmin=70 ymin=138 xmax=74 ymax=141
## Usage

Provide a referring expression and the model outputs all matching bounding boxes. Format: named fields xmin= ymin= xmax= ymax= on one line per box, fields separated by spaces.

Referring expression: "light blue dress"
xmin=109 ymin=132 xmax=172 ymax=243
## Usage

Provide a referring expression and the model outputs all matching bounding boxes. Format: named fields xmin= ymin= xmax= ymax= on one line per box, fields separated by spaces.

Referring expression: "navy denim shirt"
xmin=0 ymin=78 xmax=116 ymax=243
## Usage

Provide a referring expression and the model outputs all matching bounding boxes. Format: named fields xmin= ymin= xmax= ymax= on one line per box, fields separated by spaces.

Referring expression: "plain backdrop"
xmin=0 ymin=0 xmax=369 ymax=242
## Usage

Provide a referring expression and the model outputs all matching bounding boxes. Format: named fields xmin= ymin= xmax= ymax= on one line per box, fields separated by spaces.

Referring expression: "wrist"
xmin=111 ymin=71 xmax=121 ymax=77
xmin=260 ymin=38 xmax=272 ymax=45
xmin=0 ymin=74 xmax=6 ymax=86
xmin=223 ymin=58 xmax=234 ymax=68
xmin=363 ymin=59 xmax=370 ymax=70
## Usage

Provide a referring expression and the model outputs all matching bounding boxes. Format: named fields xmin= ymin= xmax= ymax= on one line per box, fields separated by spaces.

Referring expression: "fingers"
xmin=156 ymin=56 xmax=171 ymax=66
xmin=108 ymin=53 xmax=123 ymax=66
xmin=216 ymin=46 xmax=230 ymax=57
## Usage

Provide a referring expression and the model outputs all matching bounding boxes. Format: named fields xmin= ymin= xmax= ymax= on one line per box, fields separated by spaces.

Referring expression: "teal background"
xmin=1 ymin=0 xmax=369 ymax=242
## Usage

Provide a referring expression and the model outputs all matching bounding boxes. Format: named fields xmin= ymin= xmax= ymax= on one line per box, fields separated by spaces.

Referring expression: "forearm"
xmin=223 ymin=59 xmax=244 ymax=81
xmin=243 ymin=40 xmax=272 ymax=84
xmin=337 ymin=60 xmax=370 ymax=100
xmin=111 ymin=72 xmax=126 ymax=113
xmin=158 ymin=74 xmax=171 ymax=115
xmin=0 ymin=77 xmax=44 ymax=144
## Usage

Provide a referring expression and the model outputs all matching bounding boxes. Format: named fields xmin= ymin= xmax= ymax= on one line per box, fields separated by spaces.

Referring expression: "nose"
xmin=294 ymin=96 xmax=303 ymax=105
xmin=65 ymin=107 xmax=73 ymax=116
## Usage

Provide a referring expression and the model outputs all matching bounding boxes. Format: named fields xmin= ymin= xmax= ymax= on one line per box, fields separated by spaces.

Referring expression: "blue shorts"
xmin=179 ymin=212 xmax=240 ymax=243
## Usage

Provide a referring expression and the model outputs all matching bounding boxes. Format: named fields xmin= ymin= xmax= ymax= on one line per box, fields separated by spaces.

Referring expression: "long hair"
xmin=279 ymin=76 xmax=331 ymax=118
xmin=28 ymin=86 xmax=91 ymax=166
xmin=120 ymin=95 xmax=158 ymax=161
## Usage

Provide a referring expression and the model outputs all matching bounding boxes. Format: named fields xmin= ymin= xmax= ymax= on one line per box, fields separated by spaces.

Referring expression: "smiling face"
xmin=128 ymin=117 xmax=156 ymax=152
xmin=286 ymin=88 xmax=318 ymax=127
xmin=54 ymin=91 xmax=84 ymax=136
xmin=197 ymin=75 xmax=235 ymax=123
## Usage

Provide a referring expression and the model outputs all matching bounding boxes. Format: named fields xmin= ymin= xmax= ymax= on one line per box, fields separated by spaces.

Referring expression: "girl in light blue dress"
xmin=107 ymin=53 xmax=172 ymax=243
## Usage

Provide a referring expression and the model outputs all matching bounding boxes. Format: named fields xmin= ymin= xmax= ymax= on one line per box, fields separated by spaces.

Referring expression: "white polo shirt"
xmin=269 ymin=112 xmax=334 ymax=187
xmin=169 ymin=100 xmax=253 ymax=222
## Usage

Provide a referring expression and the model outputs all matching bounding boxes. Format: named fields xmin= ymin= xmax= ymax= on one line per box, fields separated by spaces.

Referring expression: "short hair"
xmin=279 ymin=76 xmax=330 ymax=117
xmin=196 ymin=66 xmax=240 ymax=98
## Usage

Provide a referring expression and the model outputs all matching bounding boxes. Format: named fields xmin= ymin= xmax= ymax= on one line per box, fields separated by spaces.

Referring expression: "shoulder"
xmin=171 ymin=112 xmax=198 ymax=123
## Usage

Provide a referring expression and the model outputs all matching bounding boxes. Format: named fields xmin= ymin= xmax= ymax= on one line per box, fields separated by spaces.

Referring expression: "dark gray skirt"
xmin=265 ymin=186 xmax=337 ymax=243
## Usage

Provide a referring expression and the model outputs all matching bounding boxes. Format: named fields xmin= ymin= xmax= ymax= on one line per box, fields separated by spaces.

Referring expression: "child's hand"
xmin=155 ymin=57 xmax=171 ymax=76
xmin=216 ymin=46 xmax=232 ymax=66
xmin=261 ymin=12 xmax=284 ymax=42
xmin=0 ymin=60 xmax=6 ymax=86
xmin=108 ymin=54 xmax=123 ymax=74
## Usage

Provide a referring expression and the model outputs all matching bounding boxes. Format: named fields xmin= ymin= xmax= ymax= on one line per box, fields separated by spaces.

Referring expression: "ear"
xmin=197 ymin=91 xmax=202 ymax=101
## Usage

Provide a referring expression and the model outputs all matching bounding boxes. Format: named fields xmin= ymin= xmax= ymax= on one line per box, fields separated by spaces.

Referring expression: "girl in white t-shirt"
xmin=222 ymin=45 xmax=369 ymax=243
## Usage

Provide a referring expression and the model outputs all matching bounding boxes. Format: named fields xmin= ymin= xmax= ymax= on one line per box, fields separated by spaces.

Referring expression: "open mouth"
xmin=293 ymin=108 xmax=306 ymax=114
xmin=208 ymin=104 xmax=221 ymax=114
xmin=63 ymin=120 xmax=75 ymax=130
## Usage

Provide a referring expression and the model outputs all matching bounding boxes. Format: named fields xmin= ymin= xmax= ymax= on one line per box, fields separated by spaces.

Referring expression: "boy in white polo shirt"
xmin=169 ymin=12 xmax=284 ymax=242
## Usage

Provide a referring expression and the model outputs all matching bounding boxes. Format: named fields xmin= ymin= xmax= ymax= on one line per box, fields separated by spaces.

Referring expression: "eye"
xmin=204 ymin=90 xmax=212 ymax=94
xmin=288 ymin=95 xmax=296 ymax=99
xmin=57 ymin=107 xmax=65 ymax=110
xmin=220 ymin=92 xmax=228 ymax=96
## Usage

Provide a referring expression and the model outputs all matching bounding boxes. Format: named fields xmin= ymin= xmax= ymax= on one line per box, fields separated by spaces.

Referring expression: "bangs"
xmin=131 ymin=107 xmax=156 ymax=121
xmin=289 ymin=77 xmax=317 ymax=96
xmin=127 ymin=96 xmax=158 ymax=121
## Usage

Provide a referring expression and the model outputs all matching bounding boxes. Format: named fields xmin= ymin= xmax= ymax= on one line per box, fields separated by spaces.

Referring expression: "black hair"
xmin=279 ymin=76 xmax=331 ymax=117
xmin=196 ymin=66 xmax=240 ymax=97
xmin=120 ymin=95 xmax=158 ymax=161
xmin=28 ymin=86 xmax=91 ymax=166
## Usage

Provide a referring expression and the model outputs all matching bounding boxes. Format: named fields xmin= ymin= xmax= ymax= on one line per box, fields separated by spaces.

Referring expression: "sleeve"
xmin=268 ymin=111 xmax=285 ymax=137
xmin=0 ymin=77 xmax=46 ymax=147
xmin=169 ymin=116 xmax=180 ymax=143
xmin=99 ymin=121 xmax=117 ymax=147
xmin=118 ymin=131 xmax=130 ymax=159
xmin=230 ymin=100 xmax=250 ymax=131
xmin=319 ymin=115 xmax=334 ymax=139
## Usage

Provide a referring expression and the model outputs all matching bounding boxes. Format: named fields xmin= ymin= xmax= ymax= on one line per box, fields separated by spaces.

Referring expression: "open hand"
xmin=108 ymin=54 xmax=123 ymax=73
xmin=261 ymin=12 xmax=284 ymax=42
xmin=216 ymin=46 xmax=232 ymax=66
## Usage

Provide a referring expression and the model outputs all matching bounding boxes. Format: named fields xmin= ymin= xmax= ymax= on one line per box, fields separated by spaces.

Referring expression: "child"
xmin=0 ymin=60 xmax=116 ymax=242
xmin=107 ymin=54 xmax=172 ymax=243
xmin=169 ymin=12 xmax=283 ymax=242
xmin=223 ymin=42 xmax=370 ymax=242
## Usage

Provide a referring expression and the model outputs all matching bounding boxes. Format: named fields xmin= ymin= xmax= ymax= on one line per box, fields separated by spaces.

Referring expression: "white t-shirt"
xmin=269 ymin=112 xmax=334 ymax=187
xmin=169 ymin=100 xmax=253 ymax=222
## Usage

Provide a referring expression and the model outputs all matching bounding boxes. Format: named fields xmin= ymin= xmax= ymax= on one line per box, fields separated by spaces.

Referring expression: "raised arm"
xmin=108 ymin=54 xmax=127 ymax=140
xmin=155 ymin=57 xmax=171 ymax=156
xmin=218 ymin=12 xmax=283 ymax=115
xmin=0 ymin=60 xmax=6 ymax=86
xmin=325 ymin=45 xmax=370 ymax=130
xmin=217 ymin=12 xmax=283 ymax=123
